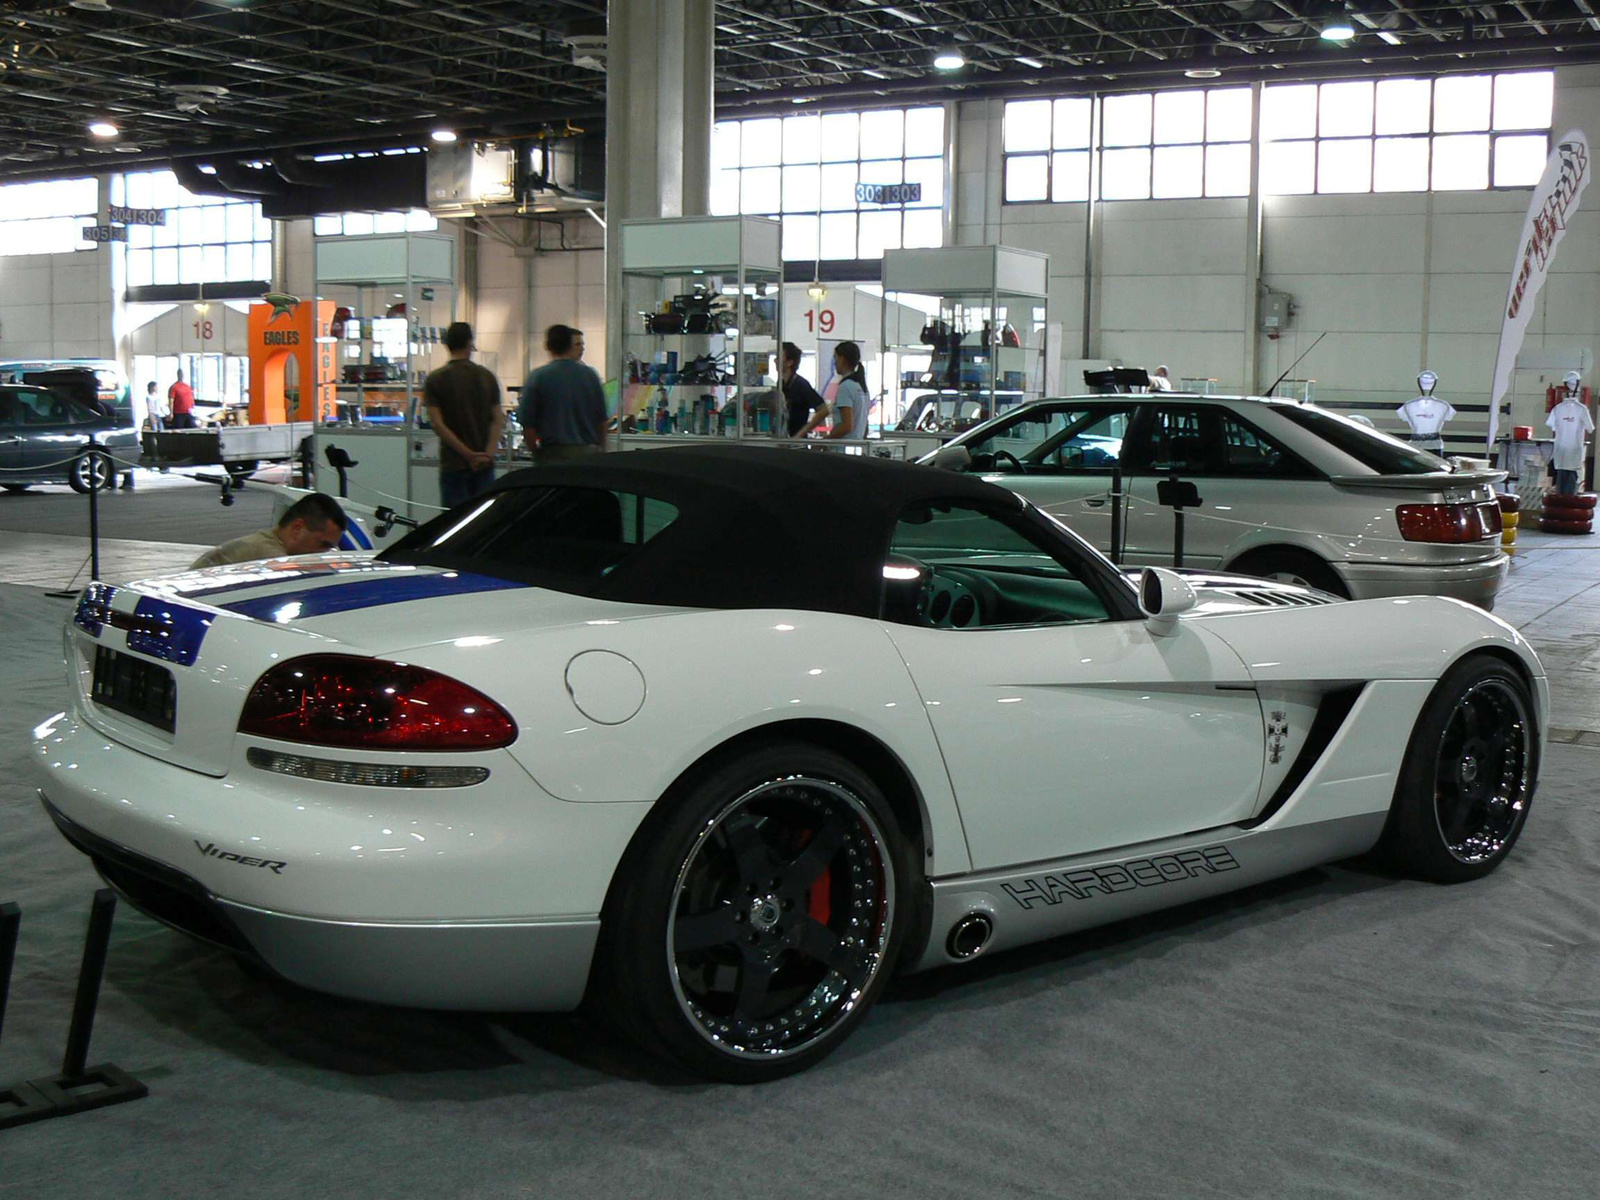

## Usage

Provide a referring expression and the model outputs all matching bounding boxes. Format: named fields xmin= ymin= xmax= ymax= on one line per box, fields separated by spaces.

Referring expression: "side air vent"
xmin=1229 ymin=589 xmax=1337 ymax=609
xmin=1242 ymin=684 xmax=1366 ymax=828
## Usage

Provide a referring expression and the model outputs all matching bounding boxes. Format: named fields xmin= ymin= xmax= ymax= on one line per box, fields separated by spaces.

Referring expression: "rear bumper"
xmin=1334 ymin=553 xmax=1508 ymax=607
xmin=42 ymin=793 xmax=598 ymax=1011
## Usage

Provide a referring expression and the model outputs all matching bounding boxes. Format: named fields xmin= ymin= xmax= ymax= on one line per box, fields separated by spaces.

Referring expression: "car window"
xmin=1274 ymin=403 xmax=1448 ymax=475
xmin=1217 ymin=412 xmax=1318 ymax=479
xmin=964 ymin=406 xmax=1132 ymax=475
xmin=10 ymin=389 xmax=79 ymax=426
xmin=0 ymin=392 xmax=16 ymax=427
xmin=883 ymin=500 xmax=1114 ymax=629
xmin=1139 ymin=406 xmax=1213 ymax=474
xmin=387 ymin=486 xmax=680 ymax=581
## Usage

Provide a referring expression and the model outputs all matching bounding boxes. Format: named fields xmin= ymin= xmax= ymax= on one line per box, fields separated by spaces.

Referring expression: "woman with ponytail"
xmin=799 ymin=340 xmax=869 ymax=440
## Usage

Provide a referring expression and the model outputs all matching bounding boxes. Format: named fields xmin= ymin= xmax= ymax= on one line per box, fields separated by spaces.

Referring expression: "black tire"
xmin=1230 ymin=548 xmax=1350 ymax=597
xmin=595 ymin=740 xmax=915 ymax=1082
xmin=1374 ymin=655 xmax=1538 ymax=883
xmin=67 ymin=450 xmax=115 ymax=494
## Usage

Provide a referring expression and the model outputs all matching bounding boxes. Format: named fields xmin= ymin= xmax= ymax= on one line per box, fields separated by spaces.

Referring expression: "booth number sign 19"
xmin=855 ymin=183 xmax=921 ymax=205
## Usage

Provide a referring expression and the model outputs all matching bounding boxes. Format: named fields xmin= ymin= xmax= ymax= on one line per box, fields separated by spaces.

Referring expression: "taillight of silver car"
xmin=237 ymin=654 xmax=518 ymax=751
xmin=1395 ymin=502 xmax=1504 ymax=544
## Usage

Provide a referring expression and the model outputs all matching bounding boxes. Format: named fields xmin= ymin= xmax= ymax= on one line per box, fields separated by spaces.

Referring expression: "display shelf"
xmin=615 ymin=216 xmax=783 ymax=445
xmin=880 ymin=245 xmax=1050 ymax=437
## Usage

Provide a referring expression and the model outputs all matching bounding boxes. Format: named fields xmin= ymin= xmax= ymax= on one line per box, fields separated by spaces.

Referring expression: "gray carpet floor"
xmin=2 ymin=579 xmax=1597 ymax=1198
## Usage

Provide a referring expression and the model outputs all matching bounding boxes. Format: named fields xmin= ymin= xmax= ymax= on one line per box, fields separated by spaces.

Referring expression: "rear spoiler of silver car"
xmin=1326 ymin=469 xmax=1506 ymax=491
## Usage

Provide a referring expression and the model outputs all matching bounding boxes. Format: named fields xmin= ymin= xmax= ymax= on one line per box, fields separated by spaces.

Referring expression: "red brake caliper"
xmin=797 ymin=828 xmax=832 ymax=925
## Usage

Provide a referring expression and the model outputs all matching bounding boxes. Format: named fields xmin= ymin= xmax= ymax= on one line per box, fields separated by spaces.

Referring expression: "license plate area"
xmin=91 ymin=645 xmax=176 ymax=733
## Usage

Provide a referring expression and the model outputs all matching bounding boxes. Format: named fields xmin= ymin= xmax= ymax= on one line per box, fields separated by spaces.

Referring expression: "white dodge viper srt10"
xmin=34 ymin=446 xmax=1546 ymax=1082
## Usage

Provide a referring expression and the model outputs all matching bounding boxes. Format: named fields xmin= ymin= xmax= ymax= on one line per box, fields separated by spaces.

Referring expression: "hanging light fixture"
xmin=1319 ymin=4 xmax=1356 ymax=41
xmin=933 ymin=47 xmax=965 ymax=71
xmin=807 ymin=280 xmax=828 ymax=303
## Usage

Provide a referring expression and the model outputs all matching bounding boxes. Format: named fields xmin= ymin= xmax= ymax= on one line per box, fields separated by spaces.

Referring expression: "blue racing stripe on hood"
xmin=220 ymin=571 xmax=527 ymax=621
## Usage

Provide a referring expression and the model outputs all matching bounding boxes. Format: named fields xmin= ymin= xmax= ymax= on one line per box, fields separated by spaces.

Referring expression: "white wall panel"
xmin=1264 ymin=273 xmax=1425 ymax=333
xmin=1099 ymin=275 xmax=1246 ymax=332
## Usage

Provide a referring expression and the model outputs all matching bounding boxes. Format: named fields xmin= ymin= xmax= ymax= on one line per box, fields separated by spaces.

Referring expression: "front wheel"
xmin=595 ymin=742 xmax=914 ymax=1082
xmin=1375 ymin=655 xmax=1538 ymax=883
xmin=68 ymin=450 xmax=115 ymax=494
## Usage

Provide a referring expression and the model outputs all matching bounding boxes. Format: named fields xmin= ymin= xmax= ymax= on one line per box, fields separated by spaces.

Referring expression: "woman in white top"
xmin=798 ymin=341 xmax=869 ymax=440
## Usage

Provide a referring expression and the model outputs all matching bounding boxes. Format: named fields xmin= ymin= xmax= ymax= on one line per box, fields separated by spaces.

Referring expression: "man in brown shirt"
xmin=424 ymin=322 xmax=505 ymax=509
xmin=190 ymin=493 xmax=348 ymax=569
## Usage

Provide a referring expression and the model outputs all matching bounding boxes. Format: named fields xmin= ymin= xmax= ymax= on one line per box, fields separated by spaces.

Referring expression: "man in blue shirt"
xmin=519 ymin=324 xmax=607 ymax=464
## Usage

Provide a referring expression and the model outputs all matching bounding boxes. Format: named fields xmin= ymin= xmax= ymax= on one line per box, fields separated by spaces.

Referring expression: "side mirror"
xmin=930 ymin=444 xmax=971 ymax=472
xmin=1139 ymin=567 xmax=1196 ymax=636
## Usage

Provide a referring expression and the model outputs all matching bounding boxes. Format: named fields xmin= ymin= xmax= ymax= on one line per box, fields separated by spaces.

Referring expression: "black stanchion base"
xmin=0 ymin=1081 xmax=55 ymax=1129
xmin=0 ymin=1064 xmax=147 ymax=1130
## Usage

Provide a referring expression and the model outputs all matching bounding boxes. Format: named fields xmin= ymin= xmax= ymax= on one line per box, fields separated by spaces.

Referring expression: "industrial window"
xmin=710 ymin=106 xmax=946 ymax=261
xmin=0 ymin=178 xmax=99 ymax=257
xmin=1002 ymin=88 xmax=1253 ymax=203
xmin=114 ymin=171 xmax=273 ymax=287
xmin=313 ymin=210 xmax=439 ymax=236
xmin=1261 ymin=71 xmax=1553 ymax=195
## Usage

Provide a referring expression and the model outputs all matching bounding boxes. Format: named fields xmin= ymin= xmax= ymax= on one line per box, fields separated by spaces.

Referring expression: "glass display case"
xmin=879 ymin=246 xmax=1050 ymax=440
xmin=615 ymin=216 xmax=783 ymax=443
xmin=313 ymin=232 xmax=458 ymax=425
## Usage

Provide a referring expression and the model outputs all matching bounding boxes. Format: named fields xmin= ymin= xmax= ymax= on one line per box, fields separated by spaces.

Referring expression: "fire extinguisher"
xmin=1546 ymin=384 xmax=1592 ymax=412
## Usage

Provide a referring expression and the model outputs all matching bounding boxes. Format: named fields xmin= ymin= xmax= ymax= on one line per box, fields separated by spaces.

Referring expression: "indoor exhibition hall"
xmin=2 ymin=2 xmax=1599 ymax=1196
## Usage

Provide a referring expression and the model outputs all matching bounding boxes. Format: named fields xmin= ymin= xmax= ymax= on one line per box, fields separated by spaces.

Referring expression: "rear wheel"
xmin=1231 ymin=548 xmax=1349 ymax=597
xmin=68 ymin=450 xmax=115 ymax=494
xmin=595 ymin=742 xmax=913 ymax=1082
xmin=1375 ymin=655 xmax=1537 ymax=883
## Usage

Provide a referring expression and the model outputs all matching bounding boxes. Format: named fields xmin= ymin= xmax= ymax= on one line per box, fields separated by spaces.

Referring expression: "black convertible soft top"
xmin=385 ymin=444 xmax=1031 ymax=616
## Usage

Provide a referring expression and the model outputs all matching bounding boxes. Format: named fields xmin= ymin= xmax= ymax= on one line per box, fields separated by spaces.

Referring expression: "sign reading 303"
xmin=855 ymin=182 xmax=922 ymax=205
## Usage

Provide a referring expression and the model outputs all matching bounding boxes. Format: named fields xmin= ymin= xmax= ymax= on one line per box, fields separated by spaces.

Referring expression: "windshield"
xmin=1275 ymin=404 xmax=1449 ymax=475
xmin=959 ymin=405 xmax=1131 ymax=472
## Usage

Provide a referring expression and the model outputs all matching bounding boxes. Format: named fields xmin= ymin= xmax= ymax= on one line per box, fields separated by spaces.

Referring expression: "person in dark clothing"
xmin=519 ymin=324 xmax=607 ymax=464
xmin=780 ymin=341 xmax=825 ymax=438
xmin=424 ymin=321 xmax=504 ymax=509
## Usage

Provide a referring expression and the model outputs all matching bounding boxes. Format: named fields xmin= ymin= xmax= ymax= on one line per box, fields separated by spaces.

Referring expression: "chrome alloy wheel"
xmin=667 ymin=775 xmax=894 ymax=1061
xmin=1433 ymin=679 xmax=1533 ymax=863
xmin=73 ymin=451 xmax=114 ymax=492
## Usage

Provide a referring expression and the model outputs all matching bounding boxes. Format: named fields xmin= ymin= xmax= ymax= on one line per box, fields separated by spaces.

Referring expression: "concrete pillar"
xmin=603 ymin=0 xmax=715 ymax=374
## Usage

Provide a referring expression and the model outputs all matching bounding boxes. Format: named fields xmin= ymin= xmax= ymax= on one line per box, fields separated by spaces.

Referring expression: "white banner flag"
xmin=1487 ymin=131 xmax=1591 ymax=446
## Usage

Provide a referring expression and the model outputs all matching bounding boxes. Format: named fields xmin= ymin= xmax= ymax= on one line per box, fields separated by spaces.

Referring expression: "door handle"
xmin=1084 ymin=498 xmax=1107 ymax=508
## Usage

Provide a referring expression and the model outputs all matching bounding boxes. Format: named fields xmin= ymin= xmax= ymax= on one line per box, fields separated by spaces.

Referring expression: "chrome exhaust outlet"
xmin=946 ymin=912 xmax=993 ymax=960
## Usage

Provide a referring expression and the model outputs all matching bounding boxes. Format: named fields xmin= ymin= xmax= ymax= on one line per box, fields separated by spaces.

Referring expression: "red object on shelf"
xmin=1512 ymin=425 xmax=1533 ymax=441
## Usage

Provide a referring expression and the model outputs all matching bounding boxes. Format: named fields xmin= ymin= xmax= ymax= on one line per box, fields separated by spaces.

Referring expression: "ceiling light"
xmin=88 ymin=121 xmax=119 ymax=139
xmin=807 ymin=281 xmax=828 ymax=303
xmin=1015 ymin=56 xmax=1044 ymax=69
xmin=1320 ymin=6 xmax=1356 ymax=41
xmin=70 ymin=0 xmax=113 ymax=11
xmin=1184 ymin=66 xmax=1222 ymax=79
xmin=933 ymin=48 xmax=965 ymax=71
xmin=430 ymin=129 xmax=458 ymax=144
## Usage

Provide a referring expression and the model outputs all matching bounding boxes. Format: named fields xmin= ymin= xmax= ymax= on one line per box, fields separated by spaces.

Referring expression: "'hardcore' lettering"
xmin=1002 ymin=846 xmax=1239 ymax=909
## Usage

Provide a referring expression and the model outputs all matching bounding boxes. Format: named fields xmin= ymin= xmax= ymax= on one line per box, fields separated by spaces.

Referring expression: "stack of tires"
xmin=1497 ymin=492 xmax=1521 ymax=548
xmin=1540 ymin=490 xmax=1597 ymax=534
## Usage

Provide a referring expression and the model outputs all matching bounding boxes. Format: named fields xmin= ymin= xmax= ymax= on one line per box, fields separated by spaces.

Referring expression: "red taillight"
xmin=238 ymin=654 xmax=517 ymax=751
xmin=1396 ymin=502 xmax=1502 ymax=543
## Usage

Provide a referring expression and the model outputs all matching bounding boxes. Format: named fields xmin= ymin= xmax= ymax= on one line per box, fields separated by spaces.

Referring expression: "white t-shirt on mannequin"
xmin=1547 ymin=397 xmax=1595 ymax=472
xmin=1397 ymin=396 xmax=1456 ymax=438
